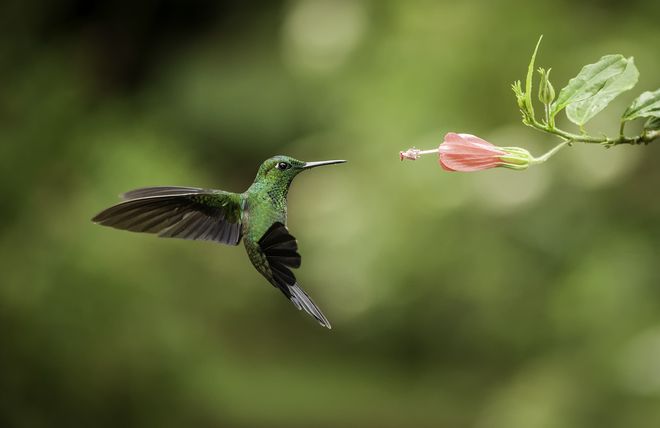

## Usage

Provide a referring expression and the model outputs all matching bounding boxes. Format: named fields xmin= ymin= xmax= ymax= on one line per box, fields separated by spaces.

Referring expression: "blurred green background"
xmin=2 ymin=0 xmax=660 ymax=427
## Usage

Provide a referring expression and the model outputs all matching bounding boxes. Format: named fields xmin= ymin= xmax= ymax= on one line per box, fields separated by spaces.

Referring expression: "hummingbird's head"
xmin=255 ymin=155 xmax=346 ymax=186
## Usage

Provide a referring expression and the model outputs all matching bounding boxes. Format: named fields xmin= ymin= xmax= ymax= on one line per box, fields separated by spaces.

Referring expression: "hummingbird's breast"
xmin=243 ymin=190 xmax=288 ymax=243
xmin=241 ymin=193 xmax=285 ymax=283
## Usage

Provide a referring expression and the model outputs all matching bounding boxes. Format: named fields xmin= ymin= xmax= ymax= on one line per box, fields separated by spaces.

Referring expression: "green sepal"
xmin=523 ymin=36 xmax=543 ymax=121
xmin=499 ymin=147 xmax=532 ymax=170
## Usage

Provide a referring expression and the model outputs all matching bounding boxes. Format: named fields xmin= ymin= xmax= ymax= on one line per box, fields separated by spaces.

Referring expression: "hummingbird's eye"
xmin=276 ymin=162 xmax=291 ymax=170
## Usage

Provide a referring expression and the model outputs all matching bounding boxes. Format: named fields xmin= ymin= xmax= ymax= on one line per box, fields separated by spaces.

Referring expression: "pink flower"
xmin=438 ymin=133 xmax=508 ymax=171
xmin=399 ymin=132 xmax=533 ymax=172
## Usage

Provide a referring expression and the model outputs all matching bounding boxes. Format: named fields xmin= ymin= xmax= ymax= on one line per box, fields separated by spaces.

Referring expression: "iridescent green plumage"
xmin=92 ymin=155 xmax=346 ymax=328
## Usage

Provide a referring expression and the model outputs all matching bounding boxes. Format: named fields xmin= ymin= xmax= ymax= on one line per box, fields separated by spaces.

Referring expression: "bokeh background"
xmin=2 ymin=0 xmax=660 ymax=427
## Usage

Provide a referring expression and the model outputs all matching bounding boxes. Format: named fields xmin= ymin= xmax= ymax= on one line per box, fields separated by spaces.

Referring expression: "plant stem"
xmin=527 ymin=118 xmax=658 ymax=146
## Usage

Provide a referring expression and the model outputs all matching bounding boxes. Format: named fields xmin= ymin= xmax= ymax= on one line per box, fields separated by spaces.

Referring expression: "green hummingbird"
xmin=92 ymin=155 xmax=346 ymax=329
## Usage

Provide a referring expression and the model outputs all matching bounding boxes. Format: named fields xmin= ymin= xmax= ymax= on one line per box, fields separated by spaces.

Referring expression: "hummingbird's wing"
xmin=256 ymin=222 xmax=331 ymax=329
xmin=92 ymin=186 xmax=243 ymax=245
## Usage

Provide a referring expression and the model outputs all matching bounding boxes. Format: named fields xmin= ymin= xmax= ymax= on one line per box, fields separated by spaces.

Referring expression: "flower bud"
xmin=537 ymin=67 xmax=556 ymax=105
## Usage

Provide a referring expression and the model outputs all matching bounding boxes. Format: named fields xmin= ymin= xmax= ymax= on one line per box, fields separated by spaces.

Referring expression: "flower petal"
xmin=457 ymin=133 xmax=494 ymax=147
xmin=440 ymin=155 xmax=501 ymax=171
xmin=440 ymin=133 xmax=505 ymax=156
xmin=437 ymin=132 xmax=506 ymax=171
xmin=438 ymin=158 xmax=456 ymax=171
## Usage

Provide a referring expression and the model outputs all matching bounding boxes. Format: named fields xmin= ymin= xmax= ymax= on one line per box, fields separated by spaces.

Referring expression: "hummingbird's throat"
xmin=266 ymin=185 xmax=290 ymax=207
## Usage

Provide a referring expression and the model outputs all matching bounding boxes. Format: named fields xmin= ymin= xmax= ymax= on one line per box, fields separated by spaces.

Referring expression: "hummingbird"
xmin=92 ymin=155 xmax=346 ymax=329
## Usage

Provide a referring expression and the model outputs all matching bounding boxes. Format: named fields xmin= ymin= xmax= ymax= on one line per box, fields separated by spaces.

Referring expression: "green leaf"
xmin=644 ymin=116 xmax=660 ymax=131
xmin=566 ymin=58 xmax=638 ymax=126
xmin=622 ymin=89 xmax=660 ymax=122
xmin=550 ymin=55 xmax=631 ymax=118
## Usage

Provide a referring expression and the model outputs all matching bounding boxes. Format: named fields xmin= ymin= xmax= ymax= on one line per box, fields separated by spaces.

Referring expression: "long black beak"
xmin=303 ymin=160 xmax=347 ymax=169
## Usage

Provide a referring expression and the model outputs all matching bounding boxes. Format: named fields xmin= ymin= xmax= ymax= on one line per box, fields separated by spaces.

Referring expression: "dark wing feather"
xmin=92 ymin=186 xmax=243 ymax=245
xmin=122 ymin=186 xmax=205 ymax=200
xmin=258 ymin=222 xmax=331 ymax=328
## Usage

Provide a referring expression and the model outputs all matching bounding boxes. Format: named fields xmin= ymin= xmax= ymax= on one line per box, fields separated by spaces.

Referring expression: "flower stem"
xmin=531 ymin=140 xmax=570 ymax=164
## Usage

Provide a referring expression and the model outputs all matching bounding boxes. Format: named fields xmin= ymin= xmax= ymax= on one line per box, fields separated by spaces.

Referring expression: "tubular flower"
xmin=439 ymin=133 xmax=532 ymax=171
xmin=399 ymin=133 xmax=533 ymax=172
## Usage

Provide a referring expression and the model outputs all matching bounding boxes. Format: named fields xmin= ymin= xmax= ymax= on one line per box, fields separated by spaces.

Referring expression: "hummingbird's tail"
xmin=256 ymin=221 xmax=332 ymax=329
xmin=288 ymin=283 xmax=332 ymax=329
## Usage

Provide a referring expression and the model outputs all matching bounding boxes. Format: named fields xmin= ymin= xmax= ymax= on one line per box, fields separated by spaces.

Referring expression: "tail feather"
xmin=256 ymin=222 xmax=331 ymax=329
xmin=288 ymin=283 xmax=331 ymax=329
